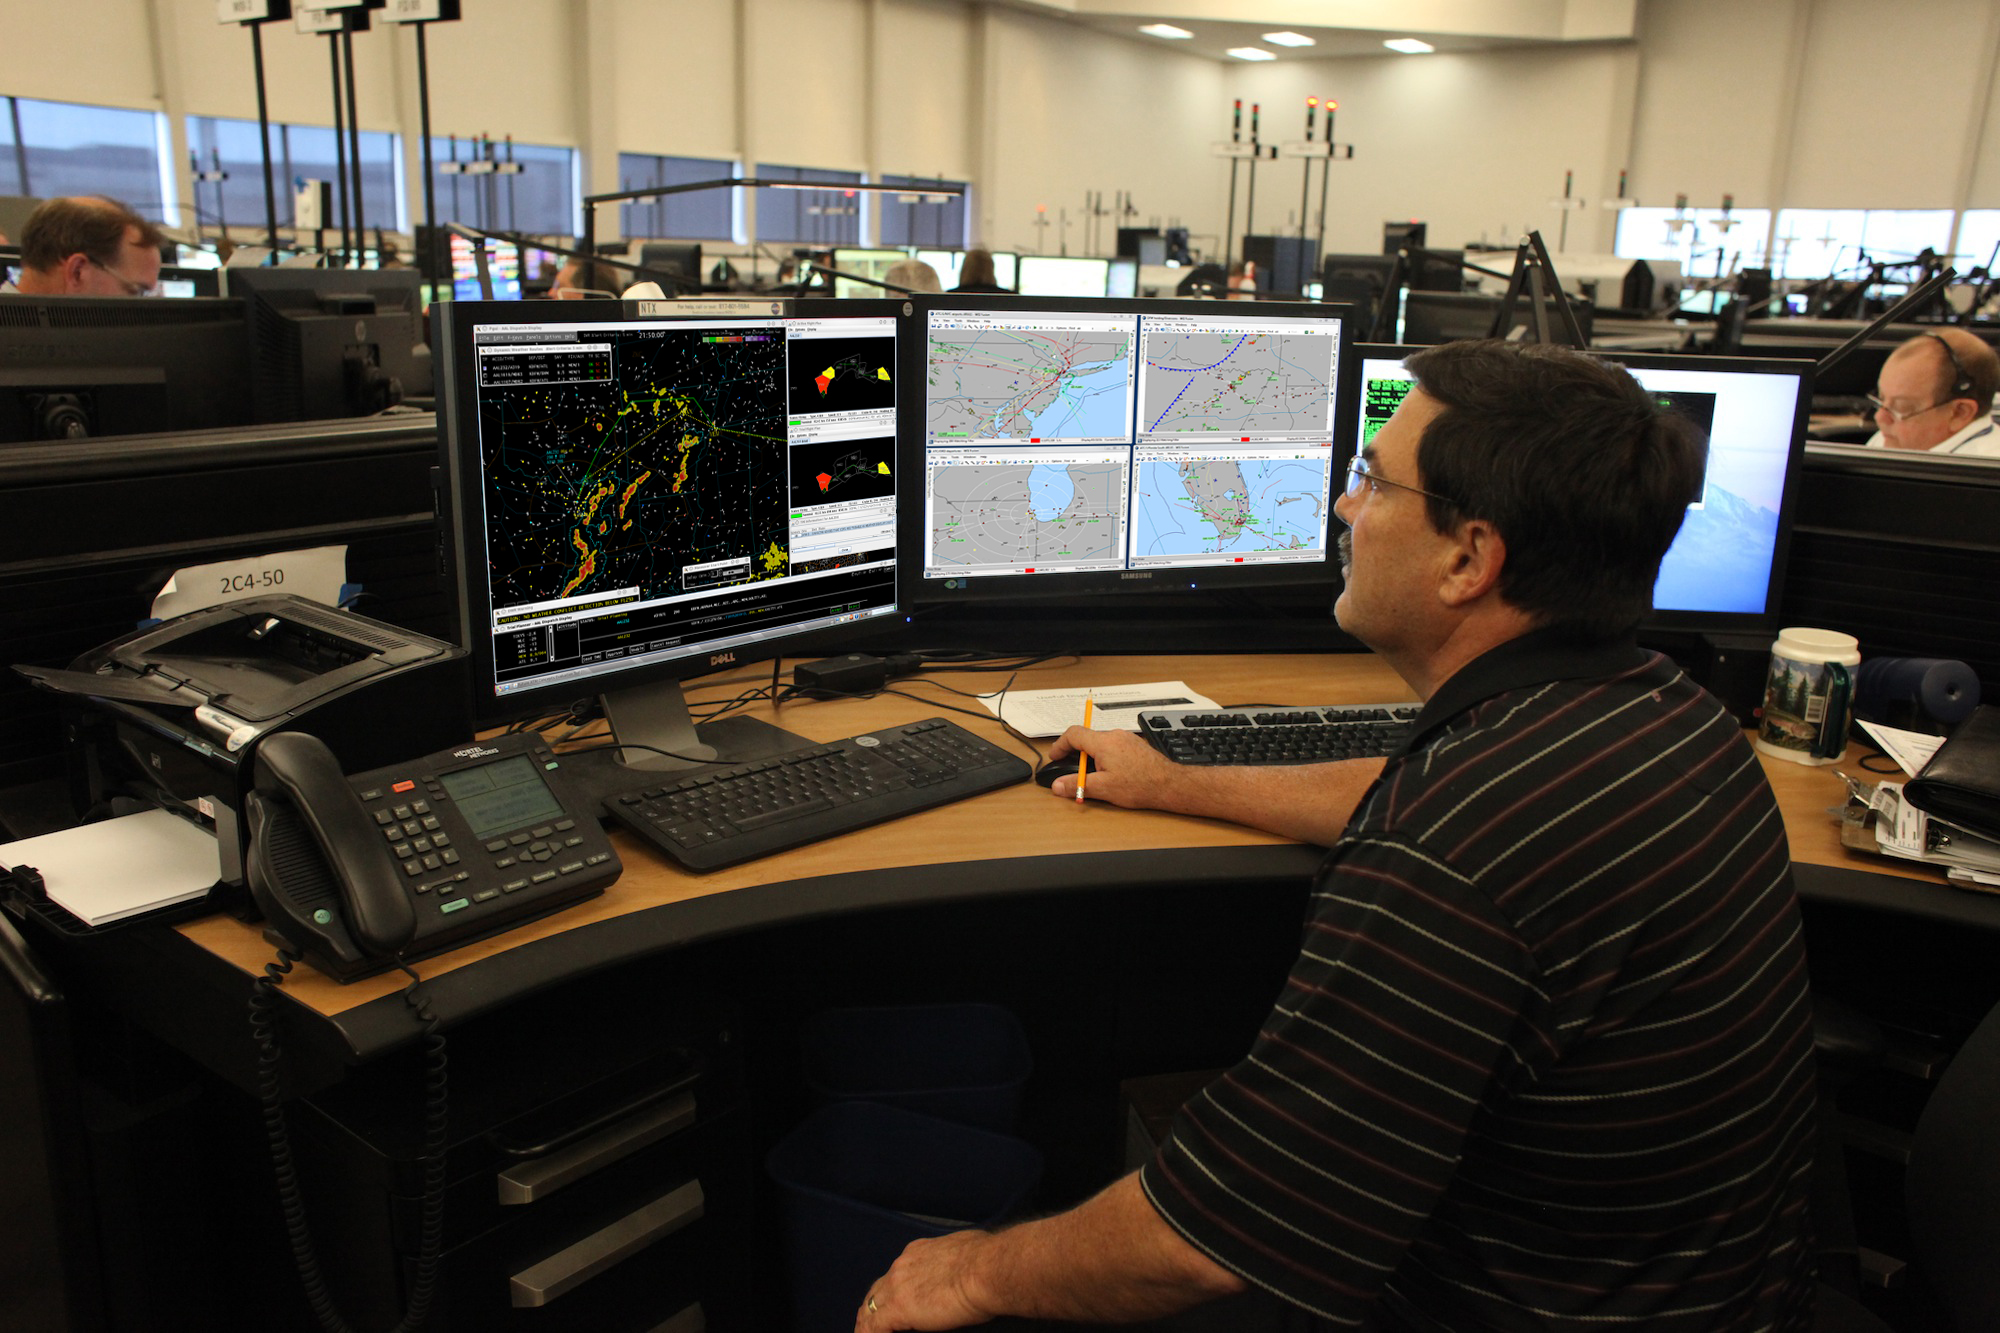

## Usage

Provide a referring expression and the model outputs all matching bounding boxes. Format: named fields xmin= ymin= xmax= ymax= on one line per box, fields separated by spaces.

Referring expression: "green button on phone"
xmin=313 ymin=908 xmax=332 ymax=925
xmin=439 ymin=898 xmax=469 ymax=914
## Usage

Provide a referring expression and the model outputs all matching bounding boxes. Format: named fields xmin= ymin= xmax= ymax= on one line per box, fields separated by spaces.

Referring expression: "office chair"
xmin=1814 ymin=995 xmax=2000 ymax=1332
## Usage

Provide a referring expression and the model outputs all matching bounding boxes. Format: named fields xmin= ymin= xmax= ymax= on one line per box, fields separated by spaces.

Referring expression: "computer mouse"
xmin=1034 ymin=754 xmax=1085 ymax=788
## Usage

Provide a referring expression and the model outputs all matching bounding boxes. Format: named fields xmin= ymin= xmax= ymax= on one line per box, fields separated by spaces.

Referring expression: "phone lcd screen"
xmin=440 ymin=754 xmax=568 ymax=840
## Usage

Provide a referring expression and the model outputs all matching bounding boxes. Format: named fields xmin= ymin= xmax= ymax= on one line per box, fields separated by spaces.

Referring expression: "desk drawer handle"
xmin=508 ymin=1178 xmax=705 ymax=1308
xmin=497 ymin=1091 xmax=697 ymax=1205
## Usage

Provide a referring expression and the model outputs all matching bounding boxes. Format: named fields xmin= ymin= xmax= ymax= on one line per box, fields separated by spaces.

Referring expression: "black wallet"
xmin=1906 ymin=705 xmax=2000 ymax=843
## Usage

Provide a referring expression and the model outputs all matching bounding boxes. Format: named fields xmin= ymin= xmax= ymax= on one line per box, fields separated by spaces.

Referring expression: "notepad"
xmin=0 ymin=808 xmax=219 ymax=927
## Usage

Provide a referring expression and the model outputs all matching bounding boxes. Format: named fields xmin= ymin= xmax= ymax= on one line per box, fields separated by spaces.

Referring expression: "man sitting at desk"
xmin=858 ymin=341 xmax=1817 ymax=1332
xmin=1865 ymin=328 xmax=2000 ymax=457
xmin=0 ymin=195 xmax=163 ymax=297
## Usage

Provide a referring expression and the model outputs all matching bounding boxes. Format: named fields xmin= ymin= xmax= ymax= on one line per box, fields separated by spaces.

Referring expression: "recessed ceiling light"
xmin=1384 ymin=38 xmax=1435 ymax=54
xmin=1138 ymin=23 xmax=1193 ymax=39
xmin=1227 ymin=46 xmax=1277 ymax=61
xmin=1263 ymin=31 xmax=1315 ymax=48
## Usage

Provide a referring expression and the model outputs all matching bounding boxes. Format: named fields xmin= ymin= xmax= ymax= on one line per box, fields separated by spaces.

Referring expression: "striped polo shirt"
xmin=1142 ymin=630 xmax=1818 ymax=1331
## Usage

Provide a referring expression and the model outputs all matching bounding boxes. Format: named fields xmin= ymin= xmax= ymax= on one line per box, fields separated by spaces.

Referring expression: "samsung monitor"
xmin=435 ymin=297 xmax=904 ymax=774
xmin=1347 ymin=344 xmax=1811 ymax=633
xmin=226 ymin=267 xmax=432 ymax=423
xmin=1015 ymin=256 xmax=1111 ymax=299
xmin=903 ymin=294 xmax=1352 ymax=605
xmin=448 ymin=233 xmax=523 ymax=301
xmin=0 ymin=295 xmax=251 ymax=441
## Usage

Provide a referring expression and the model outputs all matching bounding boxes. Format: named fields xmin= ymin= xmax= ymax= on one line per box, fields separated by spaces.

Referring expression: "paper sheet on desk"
xmin=1857 ymin=720 xmax=1946 ymax=779
xmin=0 ymin=808 xmax=218 ymax=926
xmin=983 ymin=681 xmax=1218 ymax=738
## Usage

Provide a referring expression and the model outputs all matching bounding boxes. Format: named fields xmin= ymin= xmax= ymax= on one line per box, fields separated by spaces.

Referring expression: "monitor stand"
xmin=562 ymin=677 xmax=814 ymax=810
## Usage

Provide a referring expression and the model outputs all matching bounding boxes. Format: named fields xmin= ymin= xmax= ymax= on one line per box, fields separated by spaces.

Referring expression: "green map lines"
xmin=478 ymin=329 xmax=791 ymax=609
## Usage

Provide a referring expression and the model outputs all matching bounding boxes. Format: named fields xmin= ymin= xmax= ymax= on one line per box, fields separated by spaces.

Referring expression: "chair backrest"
xmin=1906 ymin=998 xmax=2000 ymax=1332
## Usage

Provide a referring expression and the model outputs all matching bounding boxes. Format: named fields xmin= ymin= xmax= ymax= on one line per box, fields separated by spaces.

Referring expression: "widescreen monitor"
xmin=227 ymin=267 xmax=432 ymax=422
xmin=990 ymin=252 xmax=1018 ymax=291
xmin=1016 ymin=256 xmax=1110 ymax=298
xmin=435 ymin=298 xmax=903 ymax=772
xmin=903 ymin=294 xmax=1351 ymax=605
xmin=831 ymin=247 xmax=908 ymax=298
xmin=1106 ymin=258 xmax=1138 ymax=299
xmin=1347 ymin=344 xmax=1811 ymax=631
xmin=449 ymin=234 xmax=523 ymax=301
xmin=1400 ymin=290 xmax=1594 ymax=345
xmin=0 ymin=295 xmax=251 ymax=441
xmin=916 ymin=248 xmax=964 ymax=289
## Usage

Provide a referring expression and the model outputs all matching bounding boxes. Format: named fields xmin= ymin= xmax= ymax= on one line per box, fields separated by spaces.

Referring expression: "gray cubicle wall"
xmin=0 ymin=414 xmax=449 ymax=793
xmin=1783 ymin=444 xmax=2000 ymax=704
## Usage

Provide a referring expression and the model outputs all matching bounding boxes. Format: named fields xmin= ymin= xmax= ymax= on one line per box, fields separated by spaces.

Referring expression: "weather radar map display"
xmin=920 ymin=304 xmax=1340 ymax=580
xmin=467 ymin=313 xmax=898 ymax=697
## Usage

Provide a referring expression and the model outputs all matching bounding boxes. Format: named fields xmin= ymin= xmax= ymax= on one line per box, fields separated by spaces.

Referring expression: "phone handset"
xmin=245 ymin=730 xmax=417 ymax=966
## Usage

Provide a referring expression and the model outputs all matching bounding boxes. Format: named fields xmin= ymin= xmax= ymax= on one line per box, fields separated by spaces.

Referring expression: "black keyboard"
xmin=1138 ymin=703 xmax=1422 ymax=766
xmin=605 ymin=717 xmax=1031 ymax=872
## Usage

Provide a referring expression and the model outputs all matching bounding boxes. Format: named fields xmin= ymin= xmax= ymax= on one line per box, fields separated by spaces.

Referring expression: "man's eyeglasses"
xmin=88 ymin=256 xmax=158 ymax=297
xmin=1865 ymin=394 xmax=1954 ymax=423
xmin=1344 ymin=456 xmax=1453 ymax=505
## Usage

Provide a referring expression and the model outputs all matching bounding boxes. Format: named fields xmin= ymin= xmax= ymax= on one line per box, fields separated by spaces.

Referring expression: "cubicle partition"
xmin=1783 ymin=444 xmax=2000 ymax=703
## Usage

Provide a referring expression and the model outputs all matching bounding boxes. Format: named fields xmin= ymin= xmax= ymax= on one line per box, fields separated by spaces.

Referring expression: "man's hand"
xmin=856 ymin=1230 xmax=998 ymax=1332
xmin=1044 ymin=725 xmax=1388 ymax=847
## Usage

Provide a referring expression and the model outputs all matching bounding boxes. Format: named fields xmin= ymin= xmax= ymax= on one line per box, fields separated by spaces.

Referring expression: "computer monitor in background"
xmin=903 ymin=294 xmax=1351 ymax=605
xmin=830 ymin=247 xmax=908 ymax=297
xmin=990 ymin=252 xmax=1018 ymax=291
xmin=1347 ymin=344 xmax=1809 ymax=633
xmin=638 ymin=242 xmax=704 ymax=293
xmin=435 ymin=297 xmax=904 ymax=776
xmin=1106 ymin=258 xmax=1138 ymax=299
xmin=916 ymin=249 xmax=964 ymax=289
xmin=1319 ymin=253 xmax=1398 ymax=324
xmin=448 ymin=233 xmax=523 ymax=301
xmin=0 ymin=295 xmax=251 ymax=441
xmin=1400 ymin=290 xmax=1594 ymax=345
xmin=155 ymin=265 xmax=222 ymax=299
xmin=226 ymin=267 xmax=432 ymax=423
xmin=1015 ymin=256 xmax=1111 ymax=298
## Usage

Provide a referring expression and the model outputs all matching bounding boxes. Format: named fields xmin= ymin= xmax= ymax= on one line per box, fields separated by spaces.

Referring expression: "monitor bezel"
xmin=436 ymin=295 xmax=911 ymax=732
xmin=899 ymin=293 xmax=1357 ymax=608
xmin=1343 ymin=342 xmax=1815 ymax=635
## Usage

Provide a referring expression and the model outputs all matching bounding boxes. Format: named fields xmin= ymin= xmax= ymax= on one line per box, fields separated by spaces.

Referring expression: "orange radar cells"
xmin=816 ymin=472 xmax=833 ymax=492
xmin=816 ymin=367 xmax=836 ymax=395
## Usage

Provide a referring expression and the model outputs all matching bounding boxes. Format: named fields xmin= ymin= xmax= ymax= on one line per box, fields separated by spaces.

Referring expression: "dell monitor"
xmin=435 ymin=297 xmax=904 ymax=776
xmin=1015 ymin=256 xmax=1111 ymax=298
xmin=903 ymin=294 xmax=1352 ymax=606
xmin=1347 ymin=344 xmax=1810 ymax=633
xmin=226 ymin=266 xmax=432 ymax=423
xmin=0 ymin=295 xmax=251 ymax=441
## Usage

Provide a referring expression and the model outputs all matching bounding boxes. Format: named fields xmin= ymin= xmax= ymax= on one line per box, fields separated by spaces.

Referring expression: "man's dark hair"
xmin=1403 ymin=339 xmax=1704 ymax=641
xmin=960 ymin=248 xmax=998 ymax=287
xmin=20 ymin=196 xmax=165 ymax=273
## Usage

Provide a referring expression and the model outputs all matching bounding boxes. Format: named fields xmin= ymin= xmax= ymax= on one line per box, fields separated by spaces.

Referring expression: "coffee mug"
xmin=1754 ymin=628 xmax=1861 ymax=765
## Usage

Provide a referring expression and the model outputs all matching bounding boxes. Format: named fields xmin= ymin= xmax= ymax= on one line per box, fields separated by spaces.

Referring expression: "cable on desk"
xmin=249 ymin=948 xmax=449 ymax=1333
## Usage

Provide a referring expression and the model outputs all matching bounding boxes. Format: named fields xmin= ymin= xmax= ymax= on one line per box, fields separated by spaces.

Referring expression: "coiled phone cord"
xmin=249 ymin=950 xmax=449 ymax=1333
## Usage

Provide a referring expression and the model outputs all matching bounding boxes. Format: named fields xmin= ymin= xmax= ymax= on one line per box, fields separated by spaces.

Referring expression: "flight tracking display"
xmin=465 ymin=311 xmax=898 ymax=698
xmin=919 ymin=303 xmax=1344 ymax=581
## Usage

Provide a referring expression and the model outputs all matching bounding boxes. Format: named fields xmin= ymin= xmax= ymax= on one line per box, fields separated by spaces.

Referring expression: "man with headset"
xmin=1866 ymin=328 xmax=2000 ymax=456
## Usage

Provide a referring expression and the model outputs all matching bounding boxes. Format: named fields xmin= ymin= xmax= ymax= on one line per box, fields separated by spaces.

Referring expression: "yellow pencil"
xmin=1076 ymin=698 xmax=1093 ymax=803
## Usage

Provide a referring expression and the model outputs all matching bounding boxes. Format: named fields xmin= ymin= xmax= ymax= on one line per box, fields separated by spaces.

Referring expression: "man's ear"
xmin=59 ymin=253 xmax=91 ymax=292
xmin=1436 ymin=517 xmax=1507 ymax=609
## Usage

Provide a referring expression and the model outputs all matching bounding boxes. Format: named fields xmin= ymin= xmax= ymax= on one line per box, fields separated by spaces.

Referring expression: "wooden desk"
xmin=144 ymin=651 xmax=1989 ymax=1064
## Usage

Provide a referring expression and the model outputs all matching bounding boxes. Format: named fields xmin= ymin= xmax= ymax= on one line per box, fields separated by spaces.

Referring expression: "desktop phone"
xmin=245 ymin=730 xmax=619 ymax=981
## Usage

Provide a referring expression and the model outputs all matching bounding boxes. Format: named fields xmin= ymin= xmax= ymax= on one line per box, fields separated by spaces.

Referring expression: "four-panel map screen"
xmin=917 ymin=302 xmax=1345 ymax=583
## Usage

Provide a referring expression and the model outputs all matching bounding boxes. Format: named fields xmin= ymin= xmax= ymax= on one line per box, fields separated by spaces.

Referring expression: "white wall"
xmin=4 ymin=0 xmax=1997 ymax=254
